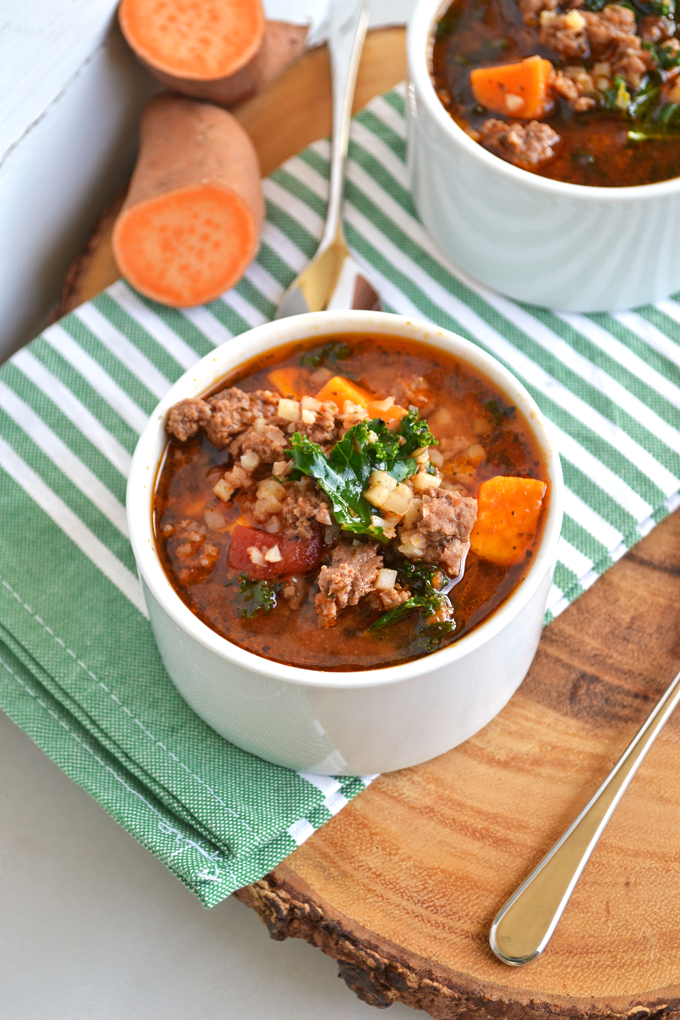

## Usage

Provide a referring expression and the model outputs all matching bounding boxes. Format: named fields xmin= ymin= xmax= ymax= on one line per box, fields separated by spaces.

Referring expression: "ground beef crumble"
xmin=166 ymin=399 xmax=212 ymax=442
xmin=402 ymin=490 xmax=478 ymax=578
xmin=229 ymin=423 xmax=288 ymax=463
xmin=165 ymin=519 xmax=220 ymax=583
xmin=553 ymin=67 xmax=597 ymax=111
xmin=640 ymin=14 xmax=676 ymax=42
xmin=295 ymin=401 xmax=339 ymax=448
xmin=280 ymin=490 xmax=333 ymax=539
xmin=479 ymin=119 xmax=561 ymax=167
xmin=166 ymin=387 xmax=281 ymax=448
xmin=539 ymin=10 xmax=589 ymax=60
xmin=315 ymin=543 xmax=383 ymax=628
xmin=584 ymin=6 xmax=652 ymax=88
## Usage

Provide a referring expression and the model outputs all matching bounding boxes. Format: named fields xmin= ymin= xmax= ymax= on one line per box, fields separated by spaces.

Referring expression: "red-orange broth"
xmin=153 ymin=335 xmax=548 ymax=671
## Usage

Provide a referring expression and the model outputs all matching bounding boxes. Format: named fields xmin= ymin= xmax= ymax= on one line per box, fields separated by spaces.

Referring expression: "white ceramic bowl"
xmin=127 ymin=310 xmax=563 ymax=775
xmin=407 ymin=0 xmax=680 ymax=312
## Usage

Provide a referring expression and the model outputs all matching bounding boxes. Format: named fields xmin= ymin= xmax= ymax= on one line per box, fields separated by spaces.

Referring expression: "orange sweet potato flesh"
xmin=146 ymin=21 xmax=309 ymax=107
xmin=268 ymin=368 xmax=306 ymax=400
xmin=315 ymin=376 xmax=374 ymax=408
xmin=112 ymin=94 xmax=264 ymax=307
xmin=118 ymin=0 xmax=265 ymax=80
xmin=470 ymin=56 xmax=554 ymax=120
xmin=367 ymin=401 xmax=408 ymax=426
xmin=470 ymin=475 xmax=548 ymax=566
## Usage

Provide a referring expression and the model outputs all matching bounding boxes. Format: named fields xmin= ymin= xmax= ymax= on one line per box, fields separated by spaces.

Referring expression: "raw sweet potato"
xmin=119 ymin=0 xmax=265 ymax=81
xmin=112 ymin=94 xmax=264 ymax=307
xmin=119 ymin=0 xmax=307 ymax=107
xmin=470 ymin=475 xmax=548 ymax=566
xmin=145 ymin=21 xmax=309 ymax=107
xmin=470 ymin=56 xmax=554 ymax=120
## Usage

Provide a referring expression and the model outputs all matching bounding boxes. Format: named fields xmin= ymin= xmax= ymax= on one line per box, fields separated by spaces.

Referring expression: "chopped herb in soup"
xmin=154 ymin=335 xmax=548 ymax=671
xmin=431 ymin=0 xmax=680 ymax=185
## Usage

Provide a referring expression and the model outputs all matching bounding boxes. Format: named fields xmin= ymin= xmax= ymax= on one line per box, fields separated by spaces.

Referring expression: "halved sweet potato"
xmin=145 ymin=21 xmax=309 ymax=107
xmin=112 ymin=94 xmax=264 ymax=307
xmin=118 ymin=0 xmax=265 ymax=81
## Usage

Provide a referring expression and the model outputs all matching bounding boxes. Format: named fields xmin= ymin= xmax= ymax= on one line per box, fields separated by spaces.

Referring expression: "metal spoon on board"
xmin=489 ymin=665 xmax=680 ymax=967
xmin=274 ymin=0 xmax=382 ymax=318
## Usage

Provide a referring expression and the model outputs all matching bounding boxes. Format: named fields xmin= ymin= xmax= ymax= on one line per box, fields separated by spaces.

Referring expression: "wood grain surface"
xmin=58 ymin=27 xmax=680 ymax=1018
xmin=236 ymin=509 xmax=680 ymax=1017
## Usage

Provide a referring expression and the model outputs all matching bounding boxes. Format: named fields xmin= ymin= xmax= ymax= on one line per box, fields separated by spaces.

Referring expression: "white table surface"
xmin=0 ymin=708 xmax=414 ymax=1019
xmin=2 ymin=3 xmax=421 ymax=1016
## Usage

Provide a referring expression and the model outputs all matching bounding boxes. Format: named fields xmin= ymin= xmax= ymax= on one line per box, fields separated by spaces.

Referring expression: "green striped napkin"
xmin=1 ymin=85 xmax=679 ymax=907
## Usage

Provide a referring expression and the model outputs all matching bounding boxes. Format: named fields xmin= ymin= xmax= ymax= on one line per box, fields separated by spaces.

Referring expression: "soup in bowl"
xmin=127 ymin=311 xmax=563 ymax=774
xmin=406 ymin=0 xmax=680 ymax=309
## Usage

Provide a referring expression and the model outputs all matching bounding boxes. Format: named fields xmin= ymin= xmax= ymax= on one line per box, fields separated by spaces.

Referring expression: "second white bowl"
xmin=406 ymin=0 xmax=680 ymax=312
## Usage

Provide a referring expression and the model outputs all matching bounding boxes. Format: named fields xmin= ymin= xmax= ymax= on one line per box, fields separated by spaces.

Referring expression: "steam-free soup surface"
xmin=154 ymin=335 xmax=548 ymax=671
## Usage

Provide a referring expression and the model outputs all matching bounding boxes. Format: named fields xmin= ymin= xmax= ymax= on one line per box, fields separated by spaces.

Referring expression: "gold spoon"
xmin=275 ymin=0 xmax=382 ymax=318
xmin=489 ymin=666 xmax=680 ymax=966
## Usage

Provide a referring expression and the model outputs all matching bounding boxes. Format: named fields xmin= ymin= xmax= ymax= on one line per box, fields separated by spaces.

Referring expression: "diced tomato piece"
xmin=227 ymin=524 xmax=325 ymax=579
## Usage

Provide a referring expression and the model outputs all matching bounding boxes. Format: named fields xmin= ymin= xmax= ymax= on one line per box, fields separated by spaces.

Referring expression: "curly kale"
xmin=287 ymin=407 xmax=438 ymax=542
xmin=236 ymin=575 xmax=281 ymax=618
xmin=298 ymin=340 xmax=351 ymax=367
xmin=368 ymin=562 xmax=455 ymax=635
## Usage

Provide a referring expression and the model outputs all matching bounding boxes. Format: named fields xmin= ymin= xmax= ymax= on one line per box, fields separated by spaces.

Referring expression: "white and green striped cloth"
xmin=0 ymin=84 xmax=679 ymax=905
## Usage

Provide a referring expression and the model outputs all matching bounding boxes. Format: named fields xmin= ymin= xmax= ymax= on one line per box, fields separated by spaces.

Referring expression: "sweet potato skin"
xmin=146 ymin=21 xmax=309 ymax=107
xmin=112 ymin=94 xmax=264 ymax=306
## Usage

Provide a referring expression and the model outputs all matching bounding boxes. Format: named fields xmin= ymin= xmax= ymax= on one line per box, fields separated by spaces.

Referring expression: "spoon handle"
xmin=321 ymin=0 xmax=370 ymax=250
xmin=490 ymin=667 xmax=680 ymax=967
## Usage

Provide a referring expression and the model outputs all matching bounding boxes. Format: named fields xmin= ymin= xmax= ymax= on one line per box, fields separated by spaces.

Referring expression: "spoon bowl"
xmin=275 ymin=0 xmax=382 ymax=319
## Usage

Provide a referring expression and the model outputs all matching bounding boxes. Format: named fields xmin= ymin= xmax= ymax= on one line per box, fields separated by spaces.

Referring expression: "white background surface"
xmin=1 ymin=2 xmax=420 ymax=1017
xmin=0 ymin=709 xmax=414 ymax=1019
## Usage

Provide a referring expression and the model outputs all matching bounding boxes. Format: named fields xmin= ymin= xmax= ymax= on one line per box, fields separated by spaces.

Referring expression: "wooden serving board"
xmin=59 ymin=28 xmax=680 ymax=1019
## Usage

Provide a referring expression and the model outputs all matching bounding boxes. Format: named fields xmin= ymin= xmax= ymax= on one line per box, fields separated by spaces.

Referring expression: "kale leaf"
xmin=236 ymin=575 xmax=281 ymax=618
xmin=397 ymin=406 xmax=439 ymax=456
xmin=298 ymin=340 xmax=351 ymax=367
xmin=603 ymin=75 xmax=632 ymax=112
xmin=368 ymin=593 xmax=446 ymax=630
xmin=632 ymin=0 xmax=675 ymax=16
xmin=367 ymin=561 xmax=455 ymax=635
xmin=482 ymin=397 xmax=515 ymax=427
xmin=644 ymin=41 xmax=680 ymax=71
xmin=287 ymin=407 xmax=438 ymax=541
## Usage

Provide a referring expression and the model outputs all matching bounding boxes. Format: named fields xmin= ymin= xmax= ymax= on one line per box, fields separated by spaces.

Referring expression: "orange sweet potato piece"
xmin=470 ymin=475 xmax=548 ymax=566
xmin=470 ymin=56 xmax=554 ymax=120
xmin=142 ymin=21 xmax=309 ymax=107
xmin=367 ymin=399 xmax=408 ymax=426
xmin=112 ymin=94 xmax=264 ymax=307
xmin=315 ymin=376 xmax=374 ymax=409
xmin=119 ymin=0 xmax=265 ymax=81
xmin=268 ymin=368 xmax=306 ymax=400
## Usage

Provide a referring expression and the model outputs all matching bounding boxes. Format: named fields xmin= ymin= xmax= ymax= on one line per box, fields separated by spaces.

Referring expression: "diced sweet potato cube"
xmin=268 ymin=368 xmax=306 ymax=400
xmin=367 ymin=399 xmax=408 ymax=426
xmin=315 ymin=375 xmax=373 ymax=408
xmin=470 ymin=475 xmax=547 ymax=566
xmin=470 ymin=56 xmax=554 ymax=120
